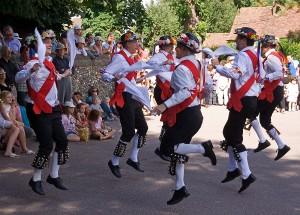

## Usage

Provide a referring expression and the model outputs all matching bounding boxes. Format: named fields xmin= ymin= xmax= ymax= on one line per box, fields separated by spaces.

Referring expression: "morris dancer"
xmin=249 ymin=34 xmax=290 ymax=160
xmin=16 ymin=29 xmax=69 ymax=195
xmin=212 ymin=27 xmax=264 ymax=193
xmin=153 ymin=32 xmax=216 ymax=205
xmin=103 ymin=31 xmax=149 ymax=178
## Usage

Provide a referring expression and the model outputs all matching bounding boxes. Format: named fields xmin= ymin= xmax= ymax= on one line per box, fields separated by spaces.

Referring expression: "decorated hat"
xmin=261 ymin=34 xmax=276 ymax=46
xmin=41 ymin=31 xmax=50 ymax=40
xmin=120 ymin=31 xmax=138 ymax=43
xmin=234 ymin=27 xmax=258 ymax=40
xmin=177 ymin=32 xmax=201 ymax=53
xmin=46 ymin=29 xmax=56 ymax=38
xmin=157 ymin=35 xmax=176 ymax=46
xmin=13 ymin=33 xmax=22 ymax=40
xmin=74 ymin=24 xmax=82 ymax=30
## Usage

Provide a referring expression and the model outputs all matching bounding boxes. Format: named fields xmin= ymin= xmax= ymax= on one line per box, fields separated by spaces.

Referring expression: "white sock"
xmin=227 ymin=146 xmax=238 ymax=171
xmin=268 ymin=128 xmax=285 ymax=149
xmin=238 ymin=151 xmax=251 ymax=179
xmin=130 ymin=134 xmax=139 ymax=162
xmin=175 ymin=163 xmax=185 ymax=190
xmin=33 ymin=169 xmax=42 ymax=182
xmin=50 ymin=152 xmax=60 ymax=178
xmin=251 ymin=119 xmax=267 ymax=143
xmin=111 ymin=155 xmax=120 ymax=166
xmin=174 ymin=143 xmax=205 ymax=155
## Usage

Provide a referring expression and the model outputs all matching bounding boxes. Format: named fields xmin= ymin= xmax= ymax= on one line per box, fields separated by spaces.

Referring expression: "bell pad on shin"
xmin=32 ymin=153 xmax=49 ymax=169
xmin=113 ymin=141 xmax=127 ymax=157
xmin=57 ymin=146 xmax=70 ymax=165
xmin=137 ymin=135 xmax=146 ymax=148
xmin=168 ymin=153 xmax=189 ymax=176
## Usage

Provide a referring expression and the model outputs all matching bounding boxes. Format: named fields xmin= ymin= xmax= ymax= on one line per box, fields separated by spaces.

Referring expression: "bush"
xmin=279 ymin=38 xmax=300 ymax=60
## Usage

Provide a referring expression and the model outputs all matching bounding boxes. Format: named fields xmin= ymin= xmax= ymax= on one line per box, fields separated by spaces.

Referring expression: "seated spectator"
xmin=90 ymin=95 xmax=104 ymax=112
xmin=100 ymin=98 xmax=117 ymax=121
xmin=1 ymin=91 xmax=33 ymax=156
xmin=0 ymin=68 xmax=11 ymax=91
xmin=0 ymin=99 xmax=20 ymax=157
xmin=60 ymin=31 xmax=69 ymax=54
xmin=92 ymin=36 xmax=104 ymax=56
xmin=0 ymin=46 xmax=19 ymax=87
xmin=88 ymin=109 xmax=113 ymax=140
xmin=102 ymin=32 xmax=115 ymax=54
xmin=76 ymin=37 xmax=87 ymax=56
xmin=72 ymin=92 xmax=83 ymax=105
xmin=47 ymin=29 xmax=58 ymax=53
xmin=86 ymin=86 xmax=99 ymax=105
xmin=62 ymin=101 xmax=80 ymax=142
xmin=75 ymin=103 xmax=89 ymax=129
xmin=3 ymin=25 xmax=21 ymax=55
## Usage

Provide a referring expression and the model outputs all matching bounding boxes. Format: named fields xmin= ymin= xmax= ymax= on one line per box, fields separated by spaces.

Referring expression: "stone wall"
xmin=71 ymin=54 xmax=115 ymax=99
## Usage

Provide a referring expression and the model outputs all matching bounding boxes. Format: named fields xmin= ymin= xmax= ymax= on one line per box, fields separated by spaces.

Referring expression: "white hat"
xmin=228 ymin=56 xmax=235 ymax=61
xmin=46 ymin=29 xmax=56 ymax=38
xmin=13 ymin=33 xmax=22 ymax=40
xmin=64 ymin=101 xmax=75 ymax=108
xmin=74 ymin=24 xmax=82 ymax=30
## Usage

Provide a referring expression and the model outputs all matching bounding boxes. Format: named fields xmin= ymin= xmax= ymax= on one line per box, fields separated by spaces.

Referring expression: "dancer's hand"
xmin=152 ymin=104 xmax=167 ymax=115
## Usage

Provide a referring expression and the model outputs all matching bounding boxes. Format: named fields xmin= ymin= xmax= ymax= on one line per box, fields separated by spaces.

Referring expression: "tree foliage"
xmin=143 ymin=0 xmax=182 ymax=47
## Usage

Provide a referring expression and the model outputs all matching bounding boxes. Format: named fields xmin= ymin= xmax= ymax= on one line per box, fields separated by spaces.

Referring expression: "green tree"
xmin=143 ymin=0 xmax=182 ymax=47
xmin=0 ymin=0 xmax=80 ymax=32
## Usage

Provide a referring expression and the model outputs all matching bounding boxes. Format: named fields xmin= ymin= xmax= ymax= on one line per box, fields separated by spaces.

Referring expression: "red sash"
xmin=156 ymin=52 xmax=176 ymax=101
xmin=28 ymin=60 xmax=56 ymax=114
xmin=258 ymin=51 xmax=283 ymax=103
xmin=161 ymin=60 xmax=201 ymax=127
xmin=227 ymin=50 xmax=258 ymax=112
xmin=109 ymin=50 xmax=137 ymax=108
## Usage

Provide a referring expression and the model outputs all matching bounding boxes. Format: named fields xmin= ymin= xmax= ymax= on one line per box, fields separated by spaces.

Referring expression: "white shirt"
xmin=15 ymin=60 xmax=59 ymax=106
xmin=164 ymin=55 xmax=201 ymax=108
xmin=216 ymin=46 xmax=265 ymax=97
xmin=264 ymin=49 xmax=283 ymax=86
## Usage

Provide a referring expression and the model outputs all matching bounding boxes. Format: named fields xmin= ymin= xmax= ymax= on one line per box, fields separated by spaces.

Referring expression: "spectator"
xmin=0 ymin=67 xmax=12 ymax=91
xmin=60 ymin=31 xmax=69 ymax=54
xmin=86 ymin=86 xmax=99 ymax=105
xmin=47 ymin=29 xmax=58 ymax=53
xmin=62 ymin=101 xmax=80 ymax=142
xmin=75 ymin=103 xmax=89 ymax=129
xmin=90 ymin=95 xmax=104 ymax=112
xmin=72 ymin=92 xmax=83 ymax=105
xmin=0 ymin=46 xmax=19 ymax=87
xmin=102 ymin=32 xmax=115 ymax=54
xmin=217 ymin=57 xmax=232 ymax=105
xmin=287 ymin=56 xmax=297 ymax=77
xmin=92 ymin=36 xmax=104 ymax=56
xmin=87 ymin=109 xmax=113 ymax=140
xmin=3 ymin=25 xmax=21 ymax=55
xmin=76 ymin=37 xmax=87 ymax=56
xmin=74 ymin=24 xmax=83 ymax=43
xmin=53 ymin=43 xmax=72 ymax=104
xmin=1 ymin=91 xmax=33 ymax=155
xmin=287 ymin=78 xmax=299 ymax=111
xmin=0 ymin=100 xmax=20 ymax=158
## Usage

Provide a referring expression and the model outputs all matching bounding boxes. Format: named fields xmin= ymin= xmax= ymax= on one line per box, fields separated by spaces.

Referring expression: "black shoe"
xmin=238 ymin=174 xmax=256 ymax=193
xmin=29 ymin=178 xmax=45 ymax=195
xmin=126 ymin=159 xmax=144 ymax=172
xmin=274 ymin=145 xmax=291 ymax=161
xmin=254 ymin=140 xmax=271 ymax=153
xmin=154 ymin=148 xmax=171 ymax=162
xmin=46 ymin=175 xmax=68 ymax=190
xmin=167 ymin=186 xmax=190 ymax=205
xmin=202 ymin=140 xmax=217 ymax=165
xmin=221 ymin=168 xmax=241 ymax=183
xmin=108 ymin=160 xmax=122 ymax=178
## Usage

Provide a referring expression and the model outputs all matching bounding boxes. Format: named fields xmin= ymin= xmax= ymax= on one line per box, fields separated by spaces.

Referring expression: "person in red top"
xmin=212 ymin=27 xmax=264 ymax=193
xmin=249 ymin=35 xmax=290 ymax=159
xmin=148 ymin=35 xmax=177 ymax=161
xmin=104 ymin=31 xmax=148 ymax=178
xmin=153 ymin=32 xmax=216 ymax=205
xmin=16 ymin=30 xmax=69 ymax=195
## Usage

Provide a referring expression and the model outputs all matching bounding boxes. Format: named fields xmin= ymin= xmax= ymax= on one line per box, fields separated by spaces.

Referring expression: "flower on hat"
xmin=178 ymin=33 xmax=200 ymax=52
xmin=124 ymin=32 xmax=133 ymax=41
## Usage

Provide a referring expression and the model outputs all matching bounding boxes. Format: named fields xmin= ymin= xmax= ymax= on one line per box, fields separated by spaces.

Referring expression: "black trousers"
xmin=26 ymin=103 xmax=68 ymax=157
xmin=116 ymin=92 xmax=148 ymax=142
xmin=256 ymin=86 xmax=283 ymax=130
xmin=223 ymin=96 xmax=257 ymax=152
xmin=161 ymin=105 xmax=203 ymax=156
